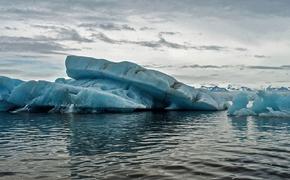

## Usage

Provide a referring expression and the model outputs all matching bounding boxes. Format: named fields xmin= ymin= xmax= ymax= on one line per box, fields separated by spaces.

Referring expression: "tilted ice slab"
xmin=0 ymin=55 xmax=227 ymax=113
xmin=65 ymin=55 xmax=226 ymax=111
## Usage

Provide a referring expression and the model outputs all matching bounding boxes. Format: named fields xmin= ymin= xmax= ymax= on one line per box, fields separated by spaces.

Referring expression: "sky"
xmin=0 ymin=0 xmax=290 ymax=88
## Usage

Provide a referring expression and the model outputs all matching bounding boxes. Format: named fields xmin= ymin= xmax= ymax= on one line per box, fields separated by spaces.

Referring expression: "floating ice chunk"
xmin=251 ymin=91 xmax=280 ymax=114
xmin=277 ymin=95 xmax=290 ymax=112
xmin=228 ymin=90 xmax=290 ymax=117
xmin=0 ymin=76 xmax=23 ymax=99
xmin=0 ymin=76 xmax=23 ymax=111
xmin=228 ymin=93 xmax=249 ymax=115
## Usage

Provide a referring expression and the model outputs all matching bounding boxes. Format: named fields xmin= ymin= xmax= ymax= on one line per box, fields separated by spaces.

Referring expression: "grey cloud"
xmin=78 ymin=15 xmax=125 ymax=23
xmin=0 ymin=1 xmax=128 ymax=25
xmin=134 ymin=41 xmax=161 ymax=48
xmin=158 ymin=36 xmax=189 ymax=49
xmin=145 ymin=64 xmax=290 ymax=71
xmin=235 ymin=47 xmax=248 ymax=51
xmin=0 ymin=69 xmax=24 ymax=75
xmin=31 ymin=24 xmax=61 ymax=30
xmin=0 ymin=59 xmax=59 ymax=67
xmin=196 ymin=45 xmax=226 ymax=51
xmin=254 ymin=55 xmax=270 ymax=58
xmin=31 ymin=25 xmax=94 ymax=43
xmin=55 ymin=28 xmax=94 ymax=43
xmin=15 ymin=55 xmax=49 ymax=58
xmin=99 ymin=23 xmax=123 ymax=30
xmin=159 ymin=32 xmax=228 ymax=51
xmin=0 ymin=36 xmax=78 ymax=55
xmin=4 ymin=26 xmax=18 ymax=30
xmin=180 ymin=65 xmax=221 ymax=69
xmin=79 ymin=23 xmax=135 ymax=31
xmin=281 ymin=65 xmax=290 ymax=68
xmin=158 ymin=32 xmax=179 ymax=36
xmin=0 ymin=7 xmax=59 ymax=21
xmin=120 ymin=24 xmax=135 ymax=31
xmin=92 ymin=33 xmax=121 ymax=44
xmin=0 ymin=58 xmax=63 ymax=79
xmin=140 ymin=26 xmax=155 ymax=31
xmin=247 ymin=66 xmax=283 ymax=70
xmin=143 ymin=64 xmax=175 ymax=68
xmin=2 ymin=0 xmax=290 ymax=23
xmin=92 ymin=32 xmax=228 ymax=51
xmin=0 ymin=68 xmax=62 ymax=79
xmin=132 ymin=0 xmax=290 ymax=18
xmin=180 ymin=65 xmax=290 ymax=70
xmin=92 ymin=32 xmax=160 ymax=47
xmin=0 ymin=0 xmax=288 ymax=68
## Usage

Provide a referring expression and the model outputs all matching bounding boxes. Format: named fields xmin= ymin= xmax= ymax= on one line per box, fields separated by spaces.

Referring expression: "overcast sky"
xmin=0 ymin=0 xmax=290 ymax=87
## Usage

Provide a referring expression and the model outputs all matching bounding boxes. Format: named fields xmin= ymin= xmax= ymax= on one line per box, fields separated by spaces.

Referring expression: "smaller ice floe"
xmin=228 ymin=90 xmax=290 ymax=117
xmin=0 ymin=76 xmax=23 ymax=111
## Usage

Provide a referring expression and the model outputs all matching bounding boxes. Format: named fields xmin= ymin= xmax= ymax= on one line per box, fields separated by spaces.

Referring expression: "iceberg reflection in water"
xmin=0 ymin=112 xmax=289 ymax=179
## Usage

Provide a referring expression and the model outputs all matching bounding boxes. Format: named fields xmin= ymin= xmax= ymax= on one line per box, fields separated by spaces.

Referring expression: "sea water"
xmin=0 ymin=112 xmax=289 ymax=180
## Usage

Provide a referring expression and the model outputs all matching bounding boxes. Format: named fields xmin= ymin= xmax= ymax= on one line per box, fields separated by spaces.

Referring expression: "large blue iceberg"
xmin=0 ymin=55 xmax=227 ymax=113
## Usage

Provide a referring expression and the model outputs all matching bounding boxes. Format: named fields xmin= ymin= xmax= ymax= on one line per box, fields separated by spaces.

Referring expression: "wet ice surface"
xmin=0 ymin=111 xmax=289 ymax=180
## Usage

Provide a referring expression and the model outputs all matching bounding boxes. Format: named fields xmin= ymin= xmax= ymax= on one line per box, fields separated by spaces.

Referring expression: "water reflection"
xmin=253 ymin=116 xmax=290 ymax=132
xmin=0 ymin=112 xmax=289 ymax=180
xmin=68 ymin=112 xmax=217 ymax=156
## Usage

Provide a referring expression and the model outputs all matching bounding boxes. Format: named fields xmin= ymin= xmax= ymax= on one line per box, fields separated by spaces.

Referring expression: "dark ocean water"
xmin=0 ymin=111 xmax=289 ymax=180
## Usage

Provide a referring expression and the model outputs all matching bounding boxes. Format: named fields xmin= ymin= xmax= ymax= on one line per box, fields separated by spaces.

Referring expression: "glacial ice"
xmin=1 ymin=55 xmax=290 ymax=116
xmin=0 ymin=55 xmax=227 ymax=113
xmin=0 ymin=76 xmax=23 ymax=111
xmin=228 ymin=91 xmax=290 ymax=117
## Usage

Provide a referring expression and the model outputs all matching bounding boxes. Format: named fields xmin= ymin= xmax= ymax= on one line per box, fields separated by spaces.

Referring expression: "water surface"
xmin=0 ymin=112 xmax=289 ymax=180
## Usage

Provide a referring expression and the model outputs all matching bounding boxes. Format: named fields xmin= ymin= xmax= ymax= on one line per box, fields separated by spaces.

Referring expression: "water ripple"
xmin=0 ymin=112 xmax=289 ymax=179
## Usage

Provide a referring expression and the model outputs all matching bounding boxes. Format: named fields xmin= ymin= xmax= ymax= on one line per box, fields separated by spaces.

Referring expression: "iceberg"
xmin=0 ymin=76 xmax=23 ymax=111
xmin=0 ymin=55 xmax=227 ymax=113
xmin=228 ymin=91 xmax=290 ymax=117
xmin=227 ymin=93 xmax=249 ymax=115
xmin=2 ymin=55 xmax=289 ymax=116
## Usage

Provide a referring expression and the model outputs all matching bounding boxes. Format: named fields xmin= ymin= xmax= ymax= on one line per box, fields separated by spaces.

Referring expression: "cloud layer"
xmin=0 ymin=0 xmax=289 ymax=85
